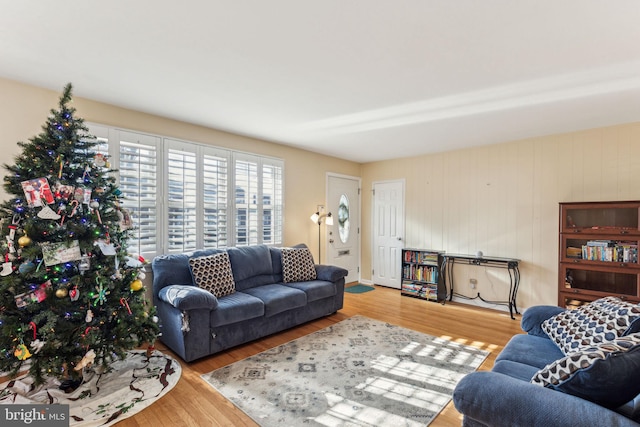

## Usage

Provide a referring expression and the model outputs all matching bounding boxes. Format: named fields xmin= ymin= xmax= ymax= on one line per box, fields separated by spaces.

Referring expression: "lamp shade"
xmin=310 ymin=212 xmax=320 ymax=223
xmin=325 ymin=213 xmax=334 ymax=226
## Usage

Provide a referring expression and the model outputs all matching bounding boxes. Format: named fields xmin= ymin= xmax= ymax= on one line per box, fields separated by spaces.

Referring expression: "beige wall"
xmin=0 ymin=78 xmax=361 ymax=262
xmin=361 ymin=123 xmax=640 ymax=309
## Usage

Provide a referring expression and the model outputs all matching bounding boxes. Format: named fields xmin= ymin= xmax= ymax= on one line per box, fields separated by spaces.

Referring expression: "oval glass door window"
xmin=338 ymin=194 xmax=350 ymax=243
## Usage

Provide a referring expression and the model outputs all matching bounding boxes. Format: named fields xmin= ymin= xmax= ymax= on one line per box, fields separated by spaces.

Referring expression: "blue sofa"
xmin=453 ymin=301 xmax=640 ymax=427
xmin=152 ymin=244 xmax=348 ymax=362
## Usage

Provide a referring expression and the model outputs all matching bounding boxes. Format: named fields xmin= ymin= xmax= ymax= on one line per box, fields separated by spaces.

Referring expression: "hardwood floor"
xmin=121 ymin=285 xmax=524 ymax=426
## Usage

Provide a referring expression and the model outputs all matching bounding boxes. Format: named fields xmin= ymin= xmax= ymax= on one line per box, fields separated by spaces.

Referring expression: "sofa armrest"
xmin=521 ymin=305 xmax=566 ymax=337
xmin=158 ymin=285 xmax=219 ymax=311
xmin=315 ymin=264 xmax=348 ymax=282
xmin=453 ymin=371 xmax=639 ymax=427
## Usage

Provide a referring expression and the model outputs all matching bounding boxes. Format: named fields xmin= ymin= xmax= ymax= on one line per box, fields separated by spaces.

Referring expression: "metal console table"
xmin=443 ymin=253 xmax=520 ymax=319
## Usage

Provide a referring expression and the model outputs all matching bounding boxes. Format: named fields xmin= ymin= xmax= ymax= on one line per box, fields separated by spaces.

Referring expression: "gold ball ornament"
xmin=55 ymin=288 xmax=68 ymax=298
xmin=130 ymin=279 xmax=143 ymax=292
xmin=18 ymin=235 xmax=32 ymax=248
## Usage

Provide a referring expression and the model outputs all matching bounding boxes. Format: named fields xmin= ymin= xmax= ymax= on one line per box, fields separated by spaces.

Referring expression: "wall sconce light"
xmin=310 ymin=211 xmax=333 ymax=263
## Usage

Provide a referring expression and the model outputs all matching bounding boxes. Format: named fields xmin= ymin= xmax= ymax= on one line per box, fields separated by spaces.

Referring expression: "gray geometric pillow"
xmin=188 ymin=252 xmax=235 ymax=298
xmin=281 ymin=247 xmax=317 ymax=283
xmin=542 ymin=296 xmax=640 ymax=355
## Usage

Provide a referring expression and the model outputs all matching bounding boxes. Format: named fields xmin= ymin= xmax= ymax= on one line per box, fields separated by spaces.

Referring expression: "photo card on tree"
xmin=41 ymin=240 xmax=82 ymax=266
xmin=21 ymin=177 xmax=55 ymax=207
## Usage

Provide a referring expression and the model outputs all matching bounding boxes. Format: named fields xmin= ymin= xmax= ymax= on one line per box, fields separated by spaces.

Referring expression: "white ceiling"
xmin=2 ymin=1 xmax=640 ymax=163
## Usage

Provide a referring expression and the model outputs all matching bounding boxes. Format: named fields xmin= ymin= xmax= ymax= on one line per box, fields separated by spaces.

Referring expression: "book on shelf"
xmin=580 ymin=241 xmax=638 ymax=263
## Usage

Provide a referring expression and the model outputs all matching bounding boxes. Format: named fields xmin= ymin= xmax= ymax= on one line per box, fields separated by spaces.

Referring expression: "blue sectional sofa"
xmin=152 ymin=244 xmax=348 ymax=362
xmin=453 ymin=297 xmax=640 ymax=426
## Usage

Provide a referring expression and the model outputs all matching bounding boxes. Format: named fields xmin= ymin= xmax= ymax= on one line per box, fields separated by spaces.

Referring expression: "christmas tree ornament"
xmin=7 ymin=215 xmax=21 ymax=240
xmin=130 ymin=279 xmax=143 ymax=292
xmin=120 ymin=297 xmax=132 ymax=314
xmin=17 ymin=234 xmax=32 ymax=248
xmin=92 ymin=280 xmax=110 ymax=306
xmin=37 ymin=205 xmax=61 ymax=220
xmin=30 ymin=339 xmax=45 ymax=354
xmin=14 ymin=343 xmax=32 ymax=360
xmin=73 ymin=349 xmax=95 ymax=371
xmin=68 ymin=200 xmax=79 ymax=217
xmin=18 ymin=261 xmax=35 ymax=275
xmin=85 ymin=309 xmax=94 ymax=322
xmin=6 ymin=237 xmax=15 ymax=254
xmin=94 ymin=153 xmax=106 ymax=167
xmin=55 ymin=288 xmax=68 ymax=298
xmin=78 ymin=254 xmax=90 ymax=274
xmin=0 ymin=261 xmax=13 ymax=277
xmin=69 ymin=286 xmax=80 ymax=301
xmin=137 ymin=271 xmax=146 ymax=280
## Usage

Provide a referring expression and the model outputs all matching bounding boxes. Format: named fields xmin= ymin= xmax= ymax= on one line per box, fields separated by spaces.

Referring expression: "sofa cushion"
xmin=496 ymin=334 xmax=565 ymax=369
xmin=189 ymin=252 xmax=236 ymax=298
xmin=281 ymin=247 xmax=317 ymax=283
xmin=227 ymin=245 xmax=275 ymax=290
xmin=542 ymin=296 xmax=640 ymax=355
xmin=210 ymin=291 xmax=265 ymax=327
xmin=283 ymin=280 xmax=336 ymax=302
xmin=531 ymin=333 xmax=640 ymax=408
xmin=242 ymin=284 xmax=307 ymax=317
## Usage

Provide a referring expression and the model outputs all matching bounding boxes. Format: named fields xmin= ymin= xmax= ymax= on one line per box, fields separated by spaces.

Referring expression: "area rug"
xmin=344 ymin=284 xmax=375 ymax=294
xmin=202 ymin=315 xmax=488 ymax=426
xmin=0 ymin=350 xmax=181 ymax=427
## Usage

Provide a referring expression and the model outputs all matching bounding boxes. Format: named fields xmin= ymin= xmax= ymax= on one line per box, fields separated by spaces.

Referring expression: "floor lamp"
xmin=310 ymin=211 xmax=333 ymax=264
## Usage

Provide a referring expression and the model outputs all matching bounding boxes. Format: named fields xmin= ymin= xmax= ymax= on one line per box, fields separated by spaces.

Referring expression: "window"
xmin=87 ymin=123 xmax=283 ymax=256
xmin=117 ymin=132 xmax=160 ymax=257
xmin=233 ymin=154 xmax=284 ymax=247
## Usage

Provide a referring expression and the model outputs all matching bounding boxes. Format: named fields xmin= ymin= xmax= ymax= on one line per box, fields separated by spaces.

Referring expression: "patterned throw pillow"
xmin=188 ymin=252 xmax=236 ymax=298
xmin=541 ymin=296 xmax=640 ymax=355
xmin=531 ymin=333 xmax=640 ymax=408
xmin=281 ymin=247 xmax=317 ymax=283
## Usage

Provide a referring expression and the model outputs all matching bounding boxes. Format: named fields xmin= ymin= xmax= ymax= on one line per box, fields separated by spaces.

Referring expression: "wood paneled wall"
xmin=361 ymin=123 xmax=640 ymax=309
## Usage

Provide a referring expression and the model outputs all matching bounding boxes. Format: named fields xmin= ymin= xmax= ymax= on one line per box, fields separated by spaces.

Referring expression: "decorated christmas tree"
xmin=0 ymin=84 xmax=159 ymax=386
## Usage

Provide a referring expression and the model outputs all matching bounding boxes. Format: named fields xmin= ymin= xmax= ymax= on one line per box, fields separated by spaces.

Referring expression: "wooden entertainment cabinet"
xmin=559 ymin=201 xmax=640 ymax=308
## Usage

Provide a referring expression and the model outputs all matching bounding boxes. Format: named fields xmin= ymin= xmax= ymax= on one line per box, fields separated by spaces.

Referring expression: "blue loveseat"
xmin=453 ymin=297 xmax=640 ymax=426
xmin=152 ymin=244 xmax=348 ymax=362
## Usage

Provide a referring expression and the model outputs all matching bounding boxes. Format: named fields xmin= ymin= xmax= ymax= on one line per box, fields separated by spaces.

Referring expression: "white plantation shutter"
xmin=234 ymin=156 xmax=259 ymax=246
xmin=233 ymin=154 xmax=284 ymax=247
xmin=167 ymin=148 xmax=197 ymax=252
xmin=203 ymin=153 xmax=229 ymax=248
xmin=117 ymin=131 xmax=160 ymax=257
xmin=262 ymin=161 xmax=283 ymax=244
xmin=165 ymin=140 xmax=230 ymax=251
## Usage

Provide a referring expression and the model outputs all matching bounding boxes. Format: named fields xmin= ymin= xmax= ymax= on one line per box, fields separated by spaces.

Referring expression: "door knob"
xmin=397 ymin=237 xmax=402 ymax=241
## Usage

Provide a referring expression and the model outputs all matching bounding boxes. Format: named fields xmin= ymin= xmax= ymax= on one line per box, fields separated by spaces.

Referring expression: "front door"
xmin=372 ymin=180 xmax=404 ymax=289
xmin=327 ymin=174 xmax=360 ymax=284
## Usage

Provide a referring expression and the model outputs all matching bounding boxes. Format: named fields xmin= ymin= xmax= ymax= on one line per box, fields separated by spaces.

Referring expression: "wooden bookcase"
xmin=401 ymin=248 xmax=444 ymax=302
xmin=559 ymin=201 xmax=640 ymax=308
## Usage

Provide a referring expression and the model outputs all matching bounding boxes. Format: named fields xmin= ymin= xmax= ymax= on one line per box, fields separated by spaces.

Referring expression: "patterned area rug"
xmin=0 ymin=350 xmax=181 ymax=426
xmin=202 ymin=315 xmax=488 ymax=426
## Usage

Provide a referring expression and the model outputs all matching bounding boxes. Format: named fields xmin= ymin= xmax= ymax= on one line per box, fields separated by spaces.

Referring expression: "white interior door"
xmin=327 ymin=175 xmax=360 ymax=284
xmin=372 ymin=180 xmax=405 ymax=289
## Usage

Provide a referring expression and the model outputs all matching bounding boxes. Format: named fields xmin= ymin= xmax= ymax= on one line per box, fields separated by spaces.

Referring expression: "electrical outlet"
xmin=469 ymin=278 xmax=477 ymax=289
xmin=317 ymin=205 xmax=325 ymax=213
